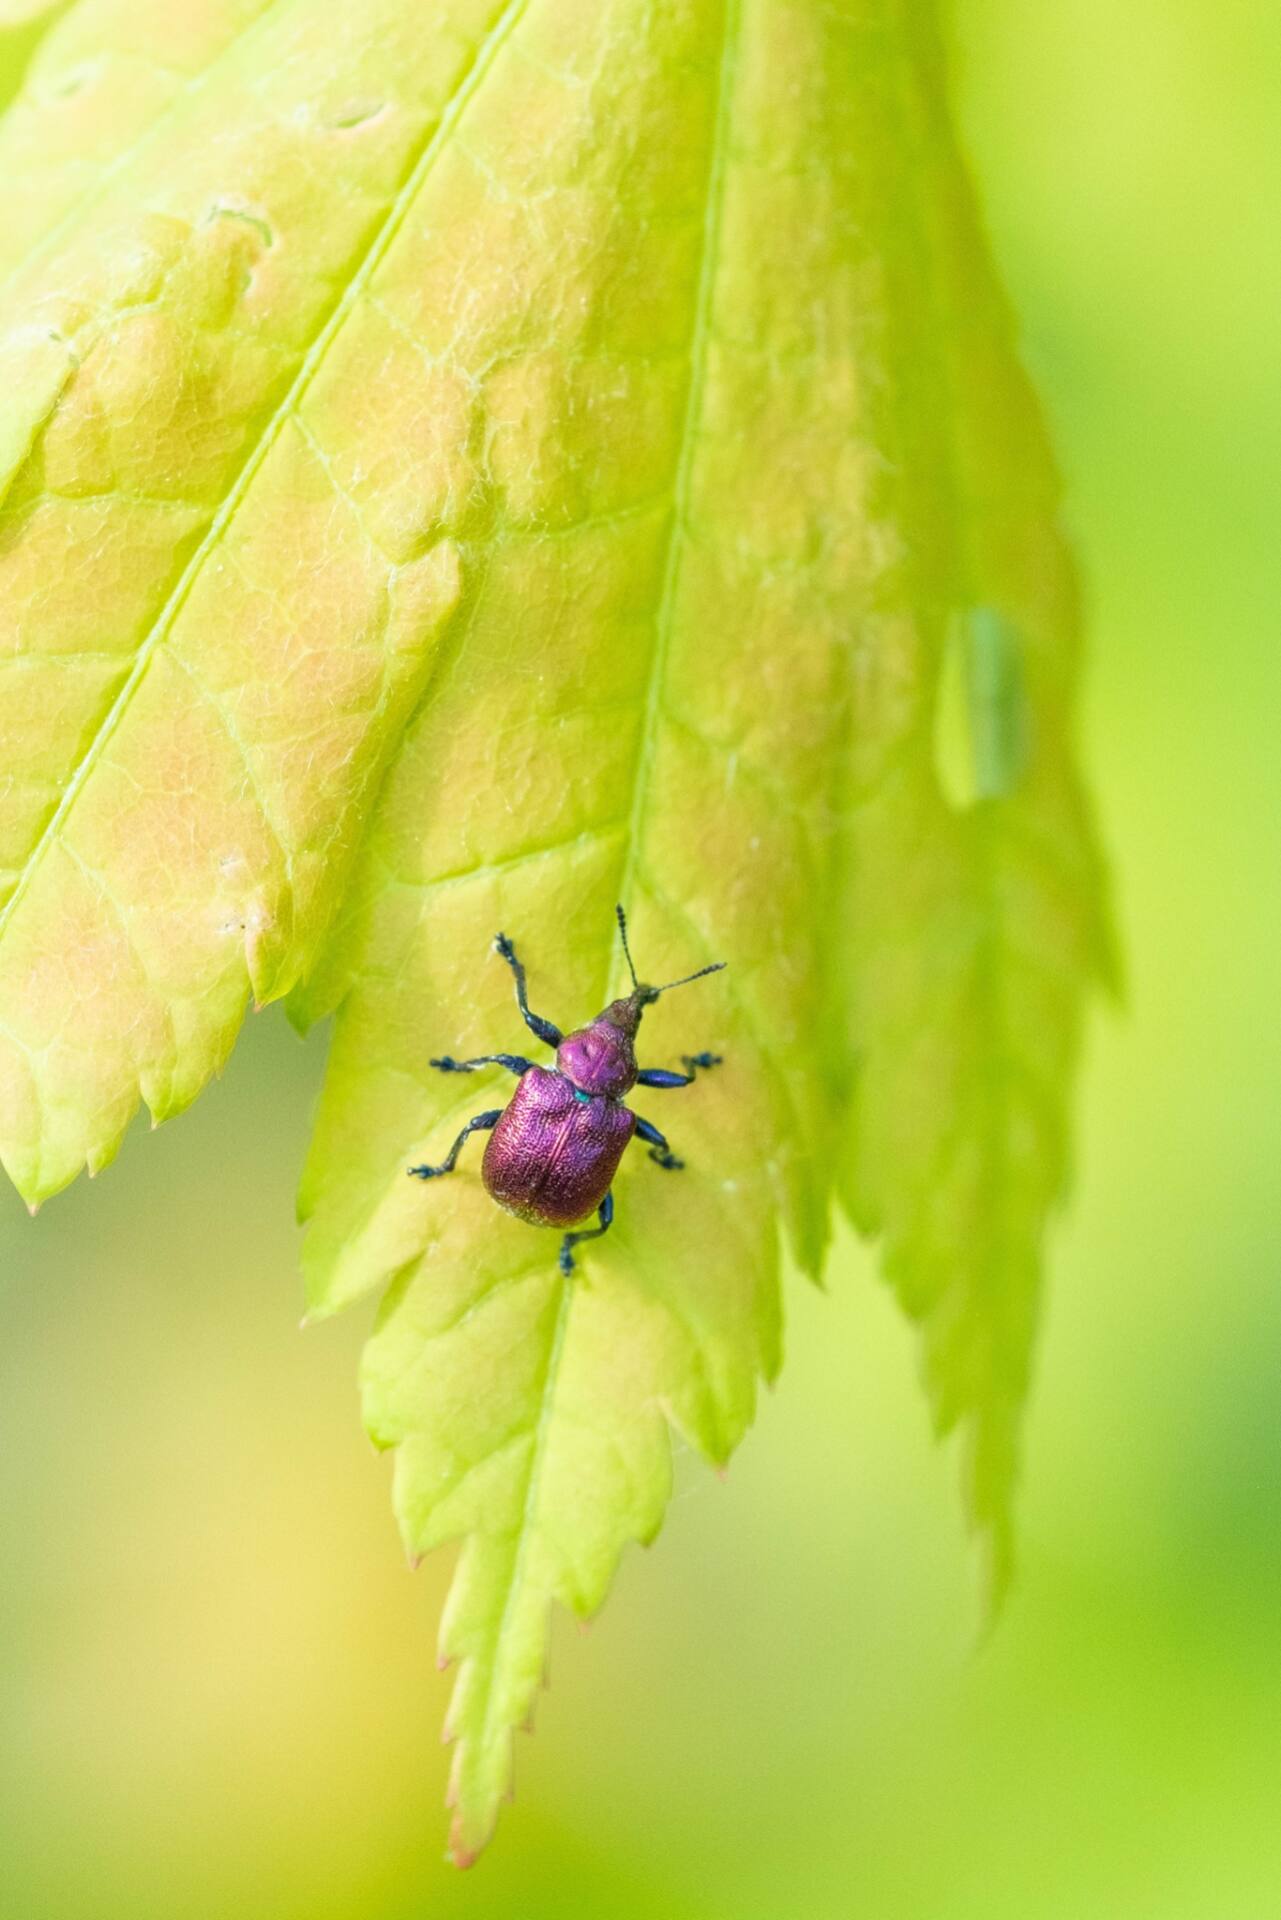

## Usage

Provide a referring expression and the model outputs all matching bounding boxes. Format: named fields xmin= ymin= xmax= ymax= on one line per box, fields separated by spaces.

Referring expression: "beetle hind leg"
xmin=559 ymin=1191 xmax=615 ymax=1276
xmin=408 ymin=1108 xmax=502 ymax=1180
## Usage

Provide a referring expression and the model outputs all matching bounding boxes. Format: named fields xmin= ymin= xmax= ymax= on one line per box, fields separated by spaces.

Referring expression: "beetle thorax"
xmin=556 ymin=998 xmax=643 ymax=1098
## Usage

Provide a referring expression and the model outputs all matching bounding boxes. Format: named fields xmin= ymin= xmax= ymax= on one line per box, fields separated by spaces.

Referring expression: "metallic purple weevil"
xmin=408 ymin=905 xmax=725 ymax=1275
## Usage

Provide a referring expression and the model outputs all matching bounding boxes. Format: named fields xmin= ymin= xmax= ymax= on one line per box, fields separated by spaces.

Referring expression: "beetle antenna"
xmin=615 ymin=903 xmax=640 ymax=990
xmin=654 ymin=960 xmax=726 ymax=995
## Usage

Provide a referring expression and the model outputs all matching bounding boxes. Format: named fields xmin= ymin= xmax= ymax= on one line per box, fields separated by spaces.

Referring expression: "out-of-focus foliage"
xmin=0 ymin=0 xmax=1105 ymax=1860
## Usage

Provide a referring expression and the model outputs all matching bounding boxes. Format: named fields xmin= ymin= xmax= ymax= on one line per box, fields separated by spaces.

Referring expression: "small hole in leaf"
xmin=934 ymin=605 xmax=1030 ymax=810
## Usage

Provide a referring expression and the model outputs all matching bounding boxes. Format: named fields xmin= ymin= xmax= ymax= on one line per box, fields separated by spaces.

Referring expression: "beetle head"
xmin=555 ymin=908 xmax=726 ymax=1099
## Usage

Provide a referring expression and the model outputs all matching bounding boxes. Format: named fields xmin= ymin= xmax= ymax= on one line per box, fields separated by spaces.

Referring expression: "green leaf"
xmin=0 ymin=0 xmax=493 ymax=1194
xmin=0 ymin=0 xmax=1109 ymax=1861
xmin=829 ymin=10 xmax=1115 ymax=1606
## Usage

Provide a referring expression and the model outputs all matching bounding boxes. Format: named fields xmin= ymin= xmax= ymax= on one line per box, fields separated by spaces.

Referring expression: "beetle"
xmin=408 ymin=905 xmax=725 ymax=1275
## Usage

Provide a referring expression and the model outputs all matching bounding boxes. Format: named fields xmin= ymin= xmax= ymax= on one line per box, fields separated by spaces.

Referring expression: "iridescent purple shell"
xmin=482 ymin=1064 xmax=636 ymax=1228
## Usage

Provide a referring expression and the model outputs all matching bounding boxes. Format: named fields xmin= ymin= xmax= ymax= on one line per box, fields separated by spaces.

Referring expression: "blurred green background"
xmin=2 ymin=0 xmax=1279 ymax=1912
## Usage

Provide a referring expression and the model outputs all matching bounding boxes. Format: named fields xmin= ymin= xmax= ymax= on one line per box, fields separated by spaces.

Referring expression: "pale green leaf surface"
xmin=0 ymin=0 xmax=66 ymax=22
xmin=0 ymin=0 xmax=1108 ymax=1862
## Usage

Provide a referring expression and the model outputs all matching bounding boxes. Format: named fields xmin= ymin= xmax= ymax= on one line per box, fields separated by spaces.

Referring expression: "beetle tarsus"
xmin=682 ymin=1051 xmax=722 ymax=1072
xmin=648 ymin=1147 xmax=685 ymax=1171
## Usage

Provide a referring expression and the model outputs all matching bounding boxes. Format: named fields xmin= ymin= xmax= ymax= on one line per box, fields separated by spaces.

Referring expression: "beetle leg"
xmin=429 ymin=1053 xmax=534 ymax=1076
xmin=493 ymin=932 xmax=563 ymax=1048
xmin=634 ymin=1114 xmax=684 ymax=1171
xmin=636 ymin=1051 xmax=722 ymax=1090
xmin=559 ymin=1190 xmax=615 ymax=1276
xmin=408 ymin=1109 xmax=502 ymax=1180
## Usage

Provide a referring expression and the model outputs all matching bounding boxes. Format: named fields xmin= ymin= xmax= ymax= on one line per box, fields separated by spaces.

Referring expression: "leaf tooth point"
xmin=26 ymin=1200 xmax=41 ymax=1218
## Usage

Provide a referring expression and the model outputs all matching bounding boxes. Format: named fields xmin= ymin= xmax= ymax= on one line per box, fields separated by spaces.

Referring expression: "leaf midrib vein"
xmin=475 ymin=1271 xmax=570 ymax=1754
xmin=0 ymin=0 xmax=532 ymax=955
xmin=608 ymin=0 xmax=742 ymax=1000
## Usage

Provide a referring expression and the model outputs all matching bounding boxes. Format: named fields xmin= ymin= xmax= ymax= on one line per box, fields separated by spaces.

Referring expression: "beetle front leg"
xmin=634 ymin=1115 xmax=684 ymax=1170
xmin=559 ymin=1190 xmax=615 ymax=1275
xmin=493 ymin=932 xmax=563 ymax=1048
xmin=636 ymin=1051 xmax=722 ymax=1090
xmin=408 ymin=1109 xmax=502 ymax=1180
xmin=429 ymin=1053 xmax=534 ymax=1076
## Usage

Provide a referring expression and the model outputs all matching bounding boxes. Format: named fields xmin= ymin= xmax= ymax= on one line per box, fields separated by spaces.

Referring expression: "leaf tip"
xmin=974 ymin=1517 xmax=1016 ymax=1637
xmin=449 ymin=1822 xmax=479 ymax=1872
